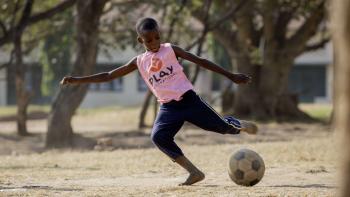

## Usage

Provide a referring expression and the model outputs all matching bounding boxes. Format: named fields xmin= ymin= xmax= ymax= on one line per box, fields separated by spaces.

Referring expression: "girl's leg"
xmin=185 ymin=95 xmax=257 ymax=134
xmin=151 ymin=105 xmax=205 ymax=185
xmin=151 ymin=118 xmax=184 ymax=161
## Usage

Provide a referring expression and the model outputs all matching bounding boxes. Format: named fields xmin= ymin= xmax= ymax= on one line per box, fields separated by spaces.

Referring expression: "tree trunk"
xmin=208 ymin=0 xmax=325 ymax=122
xmin=233 ymin=60 xmax=267 ymax=119
xmin=231 ymin=53 xmax=312 ymax=121
xmin=46 ymin=0 xmax=107 ymax=148
xmin=138 ymin=90 xmax=153 ymax=128
xmin=332 ymin=0 xmax=350 ymax=196
xmin=14 ymin=34 xmax=31 ymax=136
xmin=215 ymin=32 xmax=312 ymax=121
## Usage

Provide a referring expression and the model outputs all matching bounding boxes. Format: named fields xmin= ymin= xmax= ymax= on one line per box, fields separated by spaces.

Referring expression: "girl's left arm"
xmin=172 ymin=44 xmax=251 ymax=84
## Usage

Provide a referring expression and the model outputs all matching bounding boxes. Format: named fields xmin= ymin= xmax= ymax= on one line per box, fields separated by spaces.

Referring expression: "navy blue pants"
xmin=151 ymin=90 xmax=241 ymax=160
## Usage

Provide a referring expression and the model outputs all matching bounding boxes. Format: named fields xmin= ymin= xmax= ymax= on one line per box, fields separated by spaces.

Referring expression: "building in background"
xmin=0 ymin=42 xmax=333 ymax=107
xmin=289 ymin=43 xmax=333 ymax=103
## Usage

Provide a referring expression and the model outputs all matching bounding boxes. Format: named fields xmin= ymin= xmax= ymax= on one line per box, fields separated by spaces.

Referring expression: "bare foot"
xmin=179 ymin=171 xmax=205 ymax=186
xmin=240 ymin=120 xmax=258 ymax=134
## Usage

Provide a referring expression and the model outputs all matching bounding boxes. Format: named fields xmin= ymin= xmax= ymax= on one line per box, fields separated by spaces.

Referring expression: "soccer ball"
xmin=228 ymin=149 xmax=265 ymax=186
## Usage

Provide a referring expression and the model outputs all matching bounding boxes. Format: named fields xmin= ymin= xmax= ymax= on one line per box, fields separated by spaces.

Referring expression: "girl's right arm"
xmin=60 ymin=57 xmax=138 ymax=85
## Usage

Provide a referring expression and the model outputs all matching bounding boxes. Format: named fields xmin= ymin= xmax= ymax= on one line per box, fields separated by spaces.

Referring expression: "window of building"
xmin=137 ymin=74 xmax=148 ymax=92
xmin=288 ymin=65 xmax=326 ymax=102
xmin=112 ymin=78 xmax=123 ymax=91
xmin=99 ymin=82 xmax=112 ymax=91
xmin=88 ymin=78 xmax=123 ymax=92
xmin=88 ymin=64 xmax=124 ymax=92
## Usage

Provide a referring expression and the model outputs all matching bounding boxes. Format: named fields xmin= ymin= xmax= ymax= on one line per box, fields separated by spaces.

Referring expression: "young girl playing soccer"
xmin=61 ymin=17 xmax=258 ymax=186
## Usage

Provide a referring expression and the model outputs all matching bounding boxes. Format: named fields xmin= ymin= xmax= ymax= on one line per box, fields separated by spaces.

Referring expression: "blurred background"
xmin=0 ymin=0 xmax=332 ymax=145
xmin=2 ymin=0 xmax=350 ymax=196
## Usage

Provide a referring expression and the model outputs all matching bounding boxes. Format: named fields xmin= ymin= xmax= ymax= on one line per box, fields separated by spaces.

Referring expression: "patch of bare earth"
xmin=0 ymin=110 xmax=338 ymax=196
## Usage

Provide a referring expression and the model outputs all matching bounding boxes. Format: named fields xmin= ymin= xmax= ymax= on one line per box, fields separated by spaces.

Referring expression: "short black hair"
xmin=136 ymin=17 xmax=158 ymax=35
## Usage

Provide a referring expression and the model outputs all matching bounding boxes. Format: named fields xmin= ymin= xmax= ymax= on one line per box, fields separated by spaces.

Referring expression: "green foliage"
xmin=207 ymin=34 xmax=232 ymax=70
xmin=0 ymin=0 xmax=25 ymax=34
xmin=0 ymin=105 xmax=50 ymax=116
xmin=31 ymin=0 xmax=61 ymax=13
xmin=39 ymin=10 xmax=73 ymax=96
xmin=0 ymin=0 xmax=61 ymax=38
xmin=98 ymin=0 xmax=202 ymax=55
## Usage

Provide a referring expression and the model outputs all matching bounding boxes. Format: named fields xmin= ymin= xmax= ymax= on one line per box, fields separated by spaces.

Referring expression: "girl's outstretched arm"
xmin=60 ymin=57 xmax=138 ymax=85
xmin=171 ymin=45 xmax=251 ymax=84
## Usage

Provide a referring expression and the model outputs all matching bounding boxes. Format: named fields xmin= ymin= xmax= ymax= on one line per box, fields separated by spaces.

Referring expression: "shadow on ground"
xmin=0 ymin=122 xmax=330 ymax=155
xmin=0 ymin=185 xmax=82 ymax=192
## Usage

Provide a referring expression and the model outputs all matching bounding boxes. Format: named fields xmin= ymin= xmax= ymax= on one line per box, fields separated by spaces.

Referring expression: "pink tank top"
xmin=137 ymin=43 xmax=194 ymax=103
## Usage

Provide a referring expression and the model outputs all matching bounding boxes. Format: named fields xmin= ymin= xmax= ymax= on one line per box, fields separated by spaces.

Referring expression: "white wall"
xmin=80 ymin=72 xmax=147 ymax=108
xmin=0 ymin=69 xmax=6 ymax=105
xmin=295 ymin=43 xmax=333 ymax=65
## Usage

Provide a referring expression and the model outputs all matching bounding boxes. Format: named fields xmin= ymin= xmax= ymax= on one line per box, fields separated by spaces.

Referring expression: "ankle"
xmin=175 ymin=156 xmax=202 ymax=174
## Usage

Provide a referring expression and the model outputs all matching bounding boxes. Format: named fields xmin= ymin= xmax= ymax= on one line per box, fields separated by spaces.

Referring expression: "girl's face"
xmin=138 ymin=29 xmax=161 ymax=53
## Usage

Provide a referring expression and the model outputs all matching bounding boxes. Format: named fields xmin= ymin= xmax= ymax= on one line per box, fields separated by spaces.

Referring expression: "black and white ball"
xmin=228 ymin=149 xmax=265 ymax=186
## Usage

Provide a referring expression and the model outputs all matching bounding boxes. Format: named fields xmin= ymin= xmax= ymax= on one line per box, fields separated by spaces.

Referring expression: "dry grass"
xmin=0 ymin=137 xmax=338 ymax=196
xmin=0 ymin=105 xmax=339 ymax=196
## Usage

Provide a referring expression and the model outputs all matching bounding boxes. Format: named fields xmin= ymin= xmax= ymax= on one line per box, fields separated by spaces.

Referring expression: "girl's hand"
xmin=60 ymin=76 xmax=74 ymax=85
xmin=230 ymin=73 xmax=251 ymax=84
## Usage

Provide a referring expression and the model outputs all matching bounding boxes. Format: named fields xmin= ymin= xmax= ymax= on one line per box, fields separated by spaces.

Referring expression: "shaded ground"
xmin=0 ymin=118 xmax=331 ymax=155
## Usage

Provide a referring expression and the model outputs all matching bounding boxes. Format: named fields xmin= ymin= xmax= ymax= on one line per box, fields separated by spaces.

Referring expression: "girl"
xmin=61 ymin=17 xmax=257 ymax=186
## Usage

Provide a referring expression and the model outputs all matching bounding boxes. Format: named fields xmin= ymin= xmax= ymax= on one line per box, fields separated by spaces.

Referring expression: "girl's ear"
xmin=137 ymin=36 xmax=143 ymax=44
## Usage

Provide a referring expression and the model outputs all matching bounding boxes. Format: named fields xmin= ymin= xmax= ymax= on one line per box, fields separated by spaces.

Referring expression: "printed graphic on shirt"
xmin=148 ymin=57 xmax=163 ymax=72
xmin=148 ymin=56 xmax=176 ymax=86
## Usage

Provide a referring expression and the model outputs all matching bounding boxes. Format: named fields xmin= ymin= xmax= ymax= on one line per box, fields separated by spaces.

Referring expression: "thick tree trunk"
xmin=14 ymin=34 xmax=31 ymax=136
xmin=233 ymin=56 xmax=265 ymax=119
xmin=209 ymin=0 xmax=324 ymax=122
xmin=232 ymin=54 xmax=312 ymax=121
xmin=259 ymin=58 xmax=311 ymax=121
xmin=214 ymin=26 xmax=312 ymax=121
xmin=332 ymin=0 xmax=350 ymax=196
xmin=46 ymin=0 xmax=107 ymax=148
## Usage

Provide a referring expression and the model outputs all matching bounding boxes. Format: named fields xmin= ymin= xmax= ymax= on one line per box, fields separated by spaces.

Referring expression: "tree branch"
xmin=305 ymin=36 xmax=330 ymax=51
xmin=190 ymin=0 xmax=248 ymax=53
xmin=193 ymin=0 xmax=247 ymax=32
xmin=275 ymin=10 xmax=294 ymax=44
xmin=235 ymin=0 xmax=256 ymax=45
xmin=27 ymin=0 xmax=77 ymax=26
xmin=0 ymin=0 xmax=76 ymax=46
xmin=262 ymin=0 xmax=278 ymax=43
xmin=16 ymin=0 xmax=34 ymax=34
xmin=165 ymin=0 xmax=187 ymax=41
xmin=185 ymin=0 xmax=213 ymax=50
xmin=209 ymin=0 xmax=246 ymax=30
xmin=274 ymin=1 xmax=300 ymax=44
xmin=286 ymin=0 xmax=326 ymax=55
xmin=0 ymin=20 xmax=7 ymax=36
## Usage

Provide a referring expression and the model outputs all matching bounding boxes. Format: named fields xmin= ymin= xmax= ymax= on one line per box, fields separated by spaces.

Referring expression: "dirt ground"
xmin=0 ymin=108 xmax=339 ymax=196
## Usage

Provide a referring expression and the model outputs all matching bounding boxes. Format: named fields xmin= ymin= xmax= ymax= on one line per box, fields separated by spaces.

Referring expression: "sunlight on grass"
xmin=0 ymin=103 xmax=333 ymax=124
xmin=299 ymin=103 xmax=333 ymax=121
xmin=0 ymin=105 xmax=51 ymax=117
xmin=76 ymin=105 xmax=140 ymax=116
